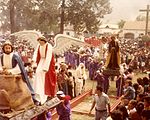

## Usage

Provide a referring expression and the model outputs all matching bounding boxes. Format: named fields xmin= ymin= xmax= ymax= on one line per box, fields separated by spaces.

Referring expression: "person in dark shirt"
xmin=142 ymin=96 xmax=150 ymax=120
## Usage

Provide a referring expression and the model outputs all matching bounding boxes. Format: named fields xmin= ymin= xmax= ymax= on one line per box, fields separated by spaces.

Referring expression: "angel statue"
xmin=9 ymin=30 xmax=88 ymax=105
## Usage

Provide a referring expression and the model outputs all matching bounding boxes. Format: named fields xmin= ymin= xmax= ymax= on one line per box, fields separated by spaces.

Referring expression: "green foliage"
xmin=0 ymin=0 xmax=111 ymax=34
xmin=136 ymin=15 xmax=146 ymax=21
xmin=0 ymin=0 xmax=10 ymax=32
xmin=0 ymin=0 xmax=60 ymax=33
xmin=65 ymin=0 xmax=112 ymax=33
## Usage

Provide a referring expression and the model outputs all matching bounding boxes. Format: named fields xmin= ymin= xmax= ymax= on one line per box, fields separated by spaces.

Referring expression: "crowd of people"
xmin=0 ymin=33 xmax=149 ymax=120
xmin=58 ymin=35 xmax=150 ymax=120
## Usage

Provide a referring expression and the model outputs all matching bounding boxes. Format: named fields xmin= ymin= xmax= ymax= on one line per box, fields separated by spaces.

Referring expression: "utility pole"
xmin=60 ymin=0 xmax=65 ymax=34
xmin=139 ymin=5 xmax=150 ymax=35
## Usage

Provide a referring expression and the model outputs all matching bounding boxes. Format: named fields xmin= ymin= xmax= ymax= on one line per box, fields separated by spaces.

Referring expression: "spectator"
xmin=126 ymin=68 xmax=134 ymax=80
xmin=130 ymin=102 xmax=144 ymax=120
xmin=107 ymin=110 xmax=123 ymax=120
xmin=94 ymin=70 xmax=104 ymax=89
xmin=136 ymin=94 xmax=146 ymax=102
xmin=141 ymin=96 xmax=150 ymax=120
xmin=67 ymin=71 xmax=75 ymax=99
xmin=121 ymin=80 xmax=135 ymax=101
xmin=57 ymin=69 xmax=69 ymax=95
xmin=116 ymin=105 xmax=129 ymax=120
xmin=143 ymin=77 xmax=149 ymax=94
xmin=127 ymin=100 xmax=137 ymax=115
xmin=89 ymin=86 xmax=110 ymax=120
xmin=27 ymin=68 xmax=35 ymax=88
xmin=75 ymin=63 xmax=87 ymax=95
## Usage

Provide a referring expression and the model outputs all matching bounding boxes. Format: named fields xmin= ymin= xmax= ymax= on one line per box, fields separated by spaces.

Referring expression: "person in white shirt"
xmin=89 ymin=86 xmax=110 ymax=120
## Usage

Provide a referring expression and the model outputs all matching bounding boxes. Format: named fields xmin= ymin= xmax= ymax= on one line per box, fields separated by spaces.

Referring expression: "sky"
xmin=0 ymin=0 xmax=149 ymax=24
xmin=103 ymin=0 xmax=150 ymax=24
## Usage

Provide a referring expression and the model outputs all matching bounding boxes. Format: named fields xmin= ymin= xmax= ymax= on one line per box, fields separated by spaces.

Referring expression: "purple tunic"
xmin=56 ymin=100 xmax=71 ymax=120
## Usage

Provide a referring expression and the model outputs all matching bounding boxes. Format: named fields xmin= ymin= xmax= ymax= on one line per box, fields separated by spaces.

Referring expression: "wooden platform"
xmin=0 ymin=89 xmax=122 ymax=120
xmin=0 ymin=97 xmax=61 ymax=120
xmin=103 ymin=69 xmax=120 ymax=76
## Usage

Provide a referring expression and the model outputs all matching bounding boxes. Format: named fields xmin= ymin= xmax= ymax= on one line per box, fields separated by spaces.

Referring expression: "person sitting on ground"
xmin=126 ymin=100 xmax=137 ymax=115
xmin=130 ymin=102 xmax=144 ymax=120
xmin=121 ymin=80 xmax=135 ymax=101
xmin=143 ymin=77 xmax=150 ymax=94
xmin=136 ymin=93 xmax=146 ymax=103
xmin=133 ymin=83 xmax=141 ymax=100
xmin=106 ymin=110 xmax=123 ymax=120
xmin=116 ymin=104 xmax=129 ymax=120
xmin=141 ymin=96 xmax=150 ymax=120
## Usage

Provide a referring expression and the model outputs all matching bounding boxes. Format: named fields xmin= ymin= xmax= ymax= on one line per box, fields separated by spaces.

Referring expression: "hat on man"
xmin=56 ymin=91 xmax=65 ymax=97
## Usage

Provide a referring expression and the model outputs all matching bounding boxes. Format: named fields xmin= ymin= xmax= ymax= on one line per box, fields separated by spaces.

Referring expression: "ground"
xmin=71 ymin=72 xmax=148 ymax=120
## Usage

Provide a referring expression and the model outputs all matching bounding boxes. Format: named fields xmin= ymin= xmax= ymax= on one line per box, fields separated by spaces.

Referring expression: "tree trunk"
xmin=9 ymin=0 xmax=16 ymax=33
xmin=60 ymin=0 xmax=65 ymax=34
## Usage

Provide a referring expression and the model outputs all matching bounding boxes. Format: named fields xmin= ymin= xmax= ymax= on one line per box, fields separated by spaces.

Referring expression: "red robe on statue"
xmin=36 ymin=45 xmax=57 ymax=97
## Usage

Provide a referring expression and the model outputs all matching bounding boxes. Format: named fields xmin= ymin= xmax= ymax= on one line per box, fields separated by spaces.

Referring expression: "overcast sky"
xmin=0 ymin=0 xmax=149 ymax=24
xmin=103 ymin=0 xmax=150 ymax=24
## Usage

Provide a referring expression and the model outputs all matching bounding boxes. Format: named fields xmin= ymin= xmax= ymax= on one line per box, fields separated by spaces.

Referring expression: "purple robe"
xmin=56 ymin=99 xmax=71 ymax=120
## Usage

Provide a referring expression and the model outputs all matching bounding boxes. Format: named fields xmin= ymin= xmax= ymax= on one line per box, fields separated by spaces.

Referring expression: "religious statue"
xmin=104 ymin=36 xmax=121 ymax=76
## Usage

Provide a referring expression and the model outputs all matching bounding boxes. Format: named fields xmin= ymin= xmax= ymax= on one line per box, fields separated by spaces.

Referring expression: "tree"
xmin=65 ymin=0 xmax=112 ymax=34
xmin=0 ymin=0 xmax=112 ymax=34
xmin=9 ymin=0 xmax=17 ymax=33
xmin=118 ymin=19 xmax=126 ymax=29
xmin=136 ymin=15 xmax=150 ymax=21
xmin=0 ymin=0 xmax=60 ymax=33
xmin=0 ymin=0 xmax=12 ymax=33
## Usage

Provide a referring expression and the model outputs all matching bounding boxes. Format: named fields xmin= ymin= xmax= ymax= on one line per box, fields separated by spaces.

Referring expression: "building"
xmin=122 ymin=21 xmax=150 ymax=39
xmin=63 ymin=24 xmax=75 ymax=37
xmin=98 ymin=24 xmax=120 ymax=35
